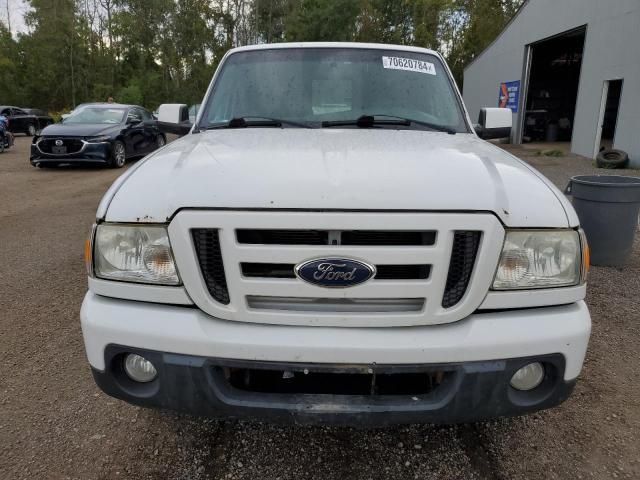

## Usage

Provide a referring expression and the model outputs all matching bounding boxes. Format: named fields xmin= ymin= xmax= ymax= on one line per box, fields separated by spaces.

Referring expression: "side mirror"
xmin=476 ymin=108 xmax=512 ymax=140
xmin=157 ymin=103 xmax=192 ymax=136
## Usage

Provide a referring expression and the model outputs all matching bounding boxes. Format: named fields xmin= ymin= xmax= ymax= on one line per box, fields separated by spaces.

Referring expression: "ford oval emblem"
xmin=295 ymin=258 xmax=376 ymax=288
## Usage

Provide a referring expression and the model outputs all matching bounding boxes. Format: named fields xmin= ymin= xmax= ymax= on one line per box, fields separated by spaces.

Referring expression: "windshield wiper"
xmin=206 ymin=116 xmax=312 ymax=129
xmin=321 ymin=114 xmax=456 ymax=134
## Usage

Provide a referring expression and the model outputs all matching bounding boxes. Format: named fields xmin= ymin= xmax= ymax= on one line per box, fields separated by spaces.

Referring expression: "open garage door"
xmin=522 ymin=27 xmax=586 ymax=147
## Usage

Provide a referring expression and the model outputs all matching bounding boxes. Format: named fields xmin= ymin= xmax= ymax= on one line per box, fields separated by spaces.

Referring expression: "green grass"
xmin=535 ymin=149 xmax=565 ymax=157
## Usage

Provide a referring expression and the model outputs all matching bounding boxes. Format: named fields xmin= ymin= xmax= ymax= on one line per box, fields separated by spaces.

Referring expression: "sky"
xmin=2 ymin=0 xmax=27 ymax=36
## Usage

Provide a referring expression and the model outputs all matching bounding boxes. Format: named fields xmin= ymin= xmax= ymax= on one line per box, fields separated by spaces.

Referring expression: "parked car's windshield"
xmin=64 ymin=107 xmax=126 ymax=124
xmin=202 ymin=48 xmax=468 ymax=132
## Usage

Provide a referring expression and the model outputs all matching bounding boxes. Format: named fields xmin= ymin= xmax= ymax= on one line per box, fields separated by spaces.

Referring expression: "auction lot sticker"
xmin=382 ymin=56 xmax=436 ymax=75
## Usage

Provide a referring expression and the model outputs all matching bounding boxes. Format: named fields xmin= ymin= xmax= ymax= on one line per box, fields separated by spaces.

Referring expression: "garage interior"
xmin=522 ymin=27 xmax=586 ymax=145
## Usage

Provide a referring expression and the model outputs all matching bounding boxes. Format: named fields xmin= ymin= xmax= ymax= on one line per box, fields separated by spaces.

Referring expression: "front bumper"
xmin=30 ymin=141 xmax=112 ymax=164
xmin=81 ymin=293 xmax=591 ymax=425
xmin=93 ymin=347 xmax=575 ymax=425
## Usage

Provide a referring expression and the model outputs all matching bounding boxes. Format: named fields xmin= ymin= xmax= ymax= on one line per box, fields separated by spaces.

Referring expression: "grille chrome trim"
xmin=246 ymin=296 xmax=425 ymax=313
xmin=169 ymin=211 xmax=504 ymax=327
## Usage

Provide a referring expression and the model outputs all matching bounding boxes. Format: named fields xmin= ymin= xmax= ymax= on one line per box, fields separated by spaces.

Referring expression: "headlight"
xmin=85 ymin=135 xmax=111 ymax=143
xmin=93 ymin=224 xmax=180 ymax=285
xmin=492 ymin=230 xmax=582 ymax=289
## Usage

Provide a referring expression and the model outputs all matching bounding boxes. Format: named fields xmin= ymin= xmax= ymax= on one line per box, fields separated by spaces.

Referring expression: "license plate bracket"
xmin=52 ymin=146 xmax=67 ymax=154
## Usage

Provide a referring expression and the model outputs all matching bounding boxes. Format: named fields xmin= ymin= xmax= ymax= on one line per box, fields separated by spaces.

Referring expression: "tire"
xmin=109 ymin=140 xmax=126 ymax=168
xmin=27 ymin=124 xmax=36 ymax=136
xmin=0 ymin=142 xmax=4 ymax=154
xmin=156 ymin=134 xmax=166 ymax=149
xmin=596 ymin=149 xmax=629 ymax=169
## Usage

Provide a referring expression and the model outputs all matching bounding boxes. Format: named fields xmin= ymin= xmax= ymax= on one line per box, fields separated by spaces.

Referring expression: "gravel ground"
xmin=1 ymin=137 xmax=638 ymax=479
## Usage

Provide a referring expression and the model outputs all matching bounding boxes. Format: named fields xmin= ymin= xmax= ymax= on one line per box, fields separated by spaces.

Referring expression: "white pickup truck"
xmin=81 ymin=43 xmax=591 ymax=425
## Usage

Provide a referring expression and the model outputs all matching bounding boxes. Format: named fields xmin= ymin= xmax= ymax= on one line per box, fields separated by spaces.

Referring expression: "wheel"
xmin=0 ymin=142 xmax=4 ymax=153
xmin=27 ymin=124 xmax=36 ymax=136
xmin=596 ymin=149 xmax=629 ymax=169
xmin=156 ymin=134 xmax=166 ymax=148
xmin=109 ymin=140 xmax=126 ymax=168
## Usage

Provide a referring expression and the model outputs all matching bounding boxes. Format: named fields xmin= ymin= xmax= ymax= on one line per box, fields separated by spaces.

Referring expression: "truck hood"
xmin=101 ymin=129 xmax=575 ymax=227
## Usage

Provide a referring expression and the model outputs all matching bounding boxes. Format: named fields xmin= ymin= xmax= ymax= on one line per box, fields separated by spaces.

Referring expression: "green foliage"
xmin=116 ymin=84 xmax=143 ymax=105
xmin=536 ymin=149 xmax=566 ymax=157
xmin=2 ymin=0 xmax=523 ymax=111
xmin=0 ymin=24 xmax=22 ymax=105
xmin=285 ymin=0 xmax=360 ymax=41
xmin=445 ymin=0 xmax=523 ymax=87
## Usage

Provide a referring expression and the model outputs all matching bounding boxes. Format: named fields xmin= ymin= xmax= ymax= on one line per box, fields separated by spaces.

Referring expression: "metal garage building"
xmin=463 ymin=0 xmax=640 ymax=167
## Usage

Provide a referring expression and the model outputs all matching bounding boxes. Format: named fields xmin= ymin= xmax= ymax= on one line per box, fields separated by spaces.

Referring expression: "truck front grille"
xmin=192 ymin=229 xmax=230 ymax=304
xmin=194 ymin=228 xmax=479 ymax=310
xmin=179 ymin=211 xmax=502 ymax=327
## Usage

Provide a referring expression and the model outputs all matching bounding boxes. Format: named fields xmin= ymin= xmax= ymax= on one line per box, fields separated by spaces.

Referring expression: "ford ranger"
xmin=81 ymin=43 xmax=591 ymax=425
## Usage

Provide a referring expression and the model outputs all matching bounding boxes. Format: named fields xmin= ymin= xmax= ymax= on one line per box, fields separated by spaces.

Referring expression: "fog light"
xmin=510 ymin=362 xmax=545 ymax=391
xmin=123 ymin=354 xmax=157 ymax=383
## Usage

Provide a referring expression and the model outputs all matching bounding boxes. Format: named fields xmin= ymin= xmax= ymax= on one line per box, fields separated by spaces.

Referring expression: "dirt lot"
xmin=1 ymin=136 xmax=639 ymax=480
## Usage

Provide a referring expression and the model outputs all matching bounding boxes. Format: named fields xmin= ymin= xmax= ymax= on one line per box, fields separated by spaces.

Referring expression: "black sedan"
xmin=0 ymin=106 xmax=54 ymax=136
xmin=30 ymin=104 xmax=166 ymax=168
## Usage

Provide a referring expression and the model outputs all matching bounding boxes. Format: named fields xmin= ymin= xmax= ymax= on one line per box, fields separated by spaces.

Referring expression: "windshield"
xmin=201 ymin=48 xmax=468 ymax=132
xmin=65 ymin=107 xmax=126 ymax=124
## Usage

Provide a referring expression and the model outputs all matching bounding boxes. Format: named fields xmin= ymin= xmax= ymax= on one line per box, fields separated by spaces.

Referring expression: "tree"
xmin=284 ymin=0 xmax=361 ymax=41
xmin=0 ymin=23 xmax=21 ymax=105
xmin=7 ymin=0 xmax=523 ymax=111
xmin=444 ymin=0 xmax=523 ymax=87
xmin=253 ymin=0 xmax=289 ymax=43
xmin=20 ymin=0 xmax=81 ymax=109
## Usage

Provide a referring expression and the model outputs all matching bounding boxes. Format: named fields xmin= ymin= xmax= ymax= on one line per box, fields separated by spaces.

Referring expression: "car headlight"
xmin=492 ymin=229 xmax=584 ymax=290
xmin=85 ymin=135 xmax=111 ymax=143
xmin=93 ymin=224 xmax=180 ymax=285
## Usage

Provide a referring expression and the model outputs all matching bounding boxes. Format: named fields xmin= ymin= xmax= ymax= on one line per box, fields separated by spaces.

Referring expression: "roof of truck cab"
xmin=228 ymin=42 xmax=442 ymax=58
